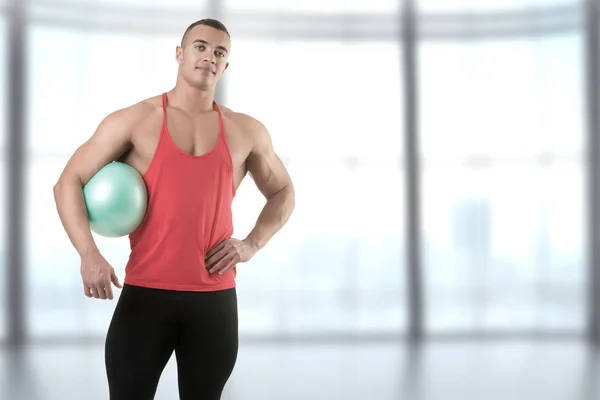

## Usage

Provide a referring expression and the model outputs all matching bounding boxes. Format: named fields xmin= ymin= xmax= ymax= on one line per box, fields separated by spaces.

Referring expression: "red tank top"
xmin=124 ymin=92 xmax=237 ymax=291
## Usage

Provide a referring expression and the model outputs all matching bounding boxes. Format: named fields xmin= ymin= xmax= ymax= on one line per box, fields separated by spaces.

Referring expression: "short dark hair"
xmin=181 ymin=19 xmax=230 ymax=46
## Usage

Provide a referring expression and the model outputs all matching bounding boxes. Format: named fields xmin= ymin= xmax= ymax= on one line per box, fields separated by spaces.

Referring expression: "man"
xmin=53 ymin=18 xmax=295 ymax=399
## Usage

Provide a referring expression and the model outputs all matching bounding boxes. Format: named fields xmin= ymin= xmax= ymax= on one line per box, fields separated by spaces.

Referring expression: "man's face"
xmin=176 ymin=25 xmax=230 ymax=89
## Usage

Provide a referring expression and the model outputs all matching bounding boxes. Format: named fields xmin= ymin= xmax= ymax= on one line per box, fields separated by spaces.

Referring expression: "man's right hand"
xmin=53 ymin=106 xmax=138 ymax=301
xmin=80 ymin=251 xmax=123 ymax=300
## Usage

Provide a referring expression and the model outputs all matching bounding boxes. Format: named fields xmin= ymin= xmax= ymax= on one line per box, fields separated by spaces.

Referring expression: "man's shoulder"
xmin=129 ymin=94 xmax=162 ymax=117
xmin=104 ymin=95 xmax=161 ymax=125
xmin=219 ymin=105 xmax=266 ymax=134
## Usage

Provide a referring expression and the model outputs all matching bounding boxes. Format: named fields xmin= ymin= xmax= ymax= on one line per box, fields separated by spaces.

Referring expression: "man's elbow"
xmin=53 ymin=179 xmax=69 ymax=205
xmin=53 ymin=174 xmax=82 ymax=201
xmin=53 ymin=178 xmax=65 ymax=198
xmin=287 ymin=183 xmax=295 ymax=204
xmin=282 ymin=183 xmax=295 ymax=215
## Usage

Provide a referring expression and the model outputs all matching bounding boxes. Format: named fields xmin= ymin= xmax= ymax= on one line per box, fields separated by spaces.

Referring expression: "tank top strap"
xmin=161 ymin=92 xmax=168 ymax=131
xmin=213 ymin=100 xmax=234 ymax=168
xmin=213 ymin=100 xmax=225 ymax=138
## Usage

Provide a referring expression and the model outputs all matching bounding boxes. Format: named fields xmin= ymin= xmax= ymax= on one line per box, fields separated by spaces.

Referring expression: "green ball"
xmin=82 ymin=162 xmax=148 ymax=238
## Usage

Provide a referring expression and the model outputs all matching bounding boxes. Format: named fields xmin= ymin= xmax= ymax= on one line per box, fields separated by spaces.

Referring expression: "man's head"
xmin=176 ymin=19 xmax=231 ymax=90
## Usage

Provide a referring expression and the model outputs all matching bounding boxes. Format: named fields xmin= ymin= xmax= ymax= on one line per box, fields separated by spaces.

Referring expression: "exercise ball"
xmin=83 ymin=162 xmax=148 ymax=238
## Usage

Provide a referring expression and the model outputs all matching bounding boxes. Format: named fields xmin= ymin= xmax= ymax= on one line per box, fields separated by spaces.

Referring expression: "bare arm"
xmin=243 ymin=117 xmax=295 ymax=251
xmin=53 ymin=104 xmax=149 ymax=299
xmin=53 ymin=108 xmax=135 ymax=257
xmin=205 ymin=114 xmax=295 ymax=275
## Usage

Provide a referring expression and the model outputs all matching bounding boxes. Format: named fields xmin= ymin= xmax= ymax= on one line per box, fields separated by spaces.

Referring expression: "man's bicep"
xmin=246 ymin=122 xmax=292 ymax=199
xmin=58 ymin=109 xmax=134 ymax=186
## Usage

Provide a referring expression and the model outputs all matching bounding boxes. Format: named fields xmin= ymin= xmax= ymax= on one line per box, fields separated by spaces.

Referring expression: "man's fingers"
xmin=97 ymin=285 xmax=108 ymax=300
xmin=84 ymin=283 xmax=116 ymax=300
xmin=206 ymin=247 xmax=229 ymax=269
xmin=208 ymin=254 xmax=229 ymax=274
xmin=105 ymin=285 xmax=114 ymax=300
xmin=206 ymin=240 xmax=228 ymax=259
xmin=111 ymin=270 xmax=123 ymax=289
xmin=218 ymin=259 xmax=237 ymax=275
xmin=209 ymin=253 xmax=234 ymax=274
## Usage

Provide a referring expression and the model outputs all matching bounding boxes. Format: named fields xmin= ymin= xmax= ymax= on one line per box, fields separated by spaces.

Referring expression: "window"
xmin=18 ymin=2 xmax=591 ymax=341
xmin=419 ymin=36 xmax=583 ymax=160
xmin=30 ymin=0 xmax=207 ymax=7
xmin=0 ymin=16 xmax=5 ymax=149
xmin=226 ymin=40 xmax=406 ymax=335
xmin=419 ymin=34 xmax=586 ymax=333
xmin=27 ymin=27 xmax=178 ymax=154
xmin=25 ymin=25 xmax=181 ymax=337
xmin=225 ymin=41 xmax=403 ymax=163
xmin=0 ymin=17 xmax=6 ymax=340
xmin=418 ymin=0 xmax=577 ymax=13
xmin=224 ymin=0 xmax=398 ymax=13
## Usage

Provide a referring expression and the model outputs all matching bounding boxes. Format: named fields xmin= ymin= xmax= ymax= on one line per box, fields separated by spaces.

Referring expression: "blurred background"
xmin=1 ymin=0 xmax=599 ymax=399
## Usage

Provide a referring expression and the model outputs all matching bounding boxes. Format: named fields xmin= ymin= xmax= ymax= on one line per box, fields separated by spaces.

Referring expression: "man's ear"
xmin=175 ymin=46 xmax=184 ymax=65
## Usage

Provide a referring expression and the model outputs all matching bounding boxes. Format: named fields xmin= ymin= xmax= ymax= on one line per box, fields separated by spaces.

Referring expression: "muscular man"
xmin=53 ymin=18 xmax=295 ymax=399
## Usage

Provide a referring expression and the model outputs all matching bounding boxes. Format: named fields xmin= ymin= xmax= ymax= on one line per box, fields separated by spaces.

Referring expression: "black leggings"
xmin=105 ymin=284 xmax=238 ymax=400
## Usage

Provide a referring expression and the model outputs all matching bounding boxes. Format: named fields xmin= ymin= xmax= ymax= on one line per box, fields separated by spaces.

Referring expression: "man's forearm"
xmin=53 ymin=178 xmax=99 ymax=258
xmin=244 ymin=184 xmax=295 ymax=251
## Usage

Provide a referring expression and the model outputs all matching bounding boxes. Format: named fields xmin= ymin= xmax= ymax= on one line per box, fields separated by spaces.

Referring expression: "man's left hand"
xmin=205 ymin=238 xmax=257 ymax=275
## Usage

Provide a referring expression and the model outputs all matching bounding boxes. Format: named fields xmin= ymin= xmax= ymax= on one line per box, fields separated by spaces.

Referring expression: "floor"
xmin=0 ymin=339 xmax=598 ymax=400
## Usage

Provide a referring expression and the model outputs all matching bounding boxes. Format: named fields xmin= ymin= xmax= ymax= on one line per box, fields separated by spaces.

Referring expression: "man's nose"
xmin=203 ymin=54 xmax=216 ymax=65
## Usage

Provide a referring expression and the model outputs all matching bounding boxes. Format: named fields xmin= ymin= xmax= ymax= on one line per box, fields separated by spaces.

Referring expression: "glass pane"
xmin=25 ymin=26 xmax=184 ymax=337
xmin=0 ymin=17 xmax=6 ymax=340
xmin=419 ymin=34 xmax=584 ymax=160
xmin=0 ymin=161 xmax=5 ymax=340
xmin=26 ymin=159 xmax=133 ymax=337
xmin=30 ymin=0 xmax=206 ymax=8
xmin=422 ymin=161 xmax=586 ymax=333
xmin=226 ymin=39 xmax=405 ymax=335
xmin=417 ymin=0 xmax=578 ymax=13
xmin=27 ymin=25 xmax=180 ymax=154
xmin=0 ymin=17 xmax=5 ymax=151
xmin=234 ymin=164 xmax=406 ymax=335
xmin=224 ymin=0 xmax=398 ymax=13
xmin=226 ymin=40 xmax=403 ymax=163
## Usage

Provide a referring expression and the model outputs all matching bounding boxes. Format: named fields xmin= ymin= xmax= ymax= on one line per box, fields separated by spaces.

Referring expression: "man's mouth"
xmin=196 ymin=67 xmax=215 ymax=74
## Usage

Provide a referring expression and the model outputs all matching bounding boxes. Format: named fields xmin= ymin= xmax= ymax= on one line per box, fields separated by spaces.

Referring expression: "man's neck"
xmin=168 ymin=85 xmax=215 ymax=114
